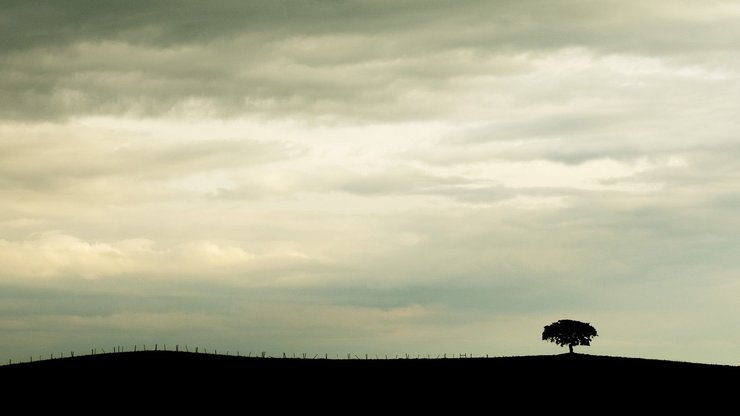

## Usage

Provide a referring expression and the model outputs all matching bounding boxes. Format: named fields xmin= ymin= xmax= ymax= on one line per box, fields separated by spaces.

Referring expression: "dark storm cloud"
xmin=4 ymin=1 xmax=739 ymax=52
xmin=3 ymin=0 xmax=740 ymax=121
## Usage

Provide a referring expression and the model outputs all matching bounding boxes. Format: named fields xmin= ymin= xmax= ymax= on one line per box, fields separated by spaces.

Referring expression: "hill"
xmin=1 ymin=351 xmax=737 ymax=407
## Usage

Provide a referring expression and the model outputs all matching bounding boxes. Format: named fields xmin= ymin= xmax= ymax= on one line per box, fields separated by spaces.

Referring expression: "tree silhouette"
xmin=542 ymin=319 xmax=598 ymax=353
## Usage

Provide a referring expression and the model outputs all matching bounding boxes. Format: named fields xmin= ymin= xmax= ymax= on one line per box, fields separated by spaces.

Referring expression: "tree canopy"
xmin=542 ymin=319 xmax=598 ymax=353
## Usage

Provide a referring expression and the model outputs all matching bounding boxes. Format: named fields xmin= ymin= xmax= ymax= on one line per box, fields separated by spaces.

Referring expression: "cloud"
xmin=4 ymin=1 xmax=740 ymax=121
xmin=0 ymin=232 xmax=332 ymax=281
xmin=0 ymin=233 xmax=150 ymax=279
xmin=0 ymin=121 xmax=297 ymax=192
xmin=2 ymin=1 xmax=740 ymax=366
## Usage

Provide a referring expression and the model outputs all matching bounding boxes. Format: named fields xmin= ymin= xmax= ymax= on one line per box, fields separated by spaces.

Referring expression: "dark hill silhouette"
xmin=2 ymin=351 xmax=737 ymax=408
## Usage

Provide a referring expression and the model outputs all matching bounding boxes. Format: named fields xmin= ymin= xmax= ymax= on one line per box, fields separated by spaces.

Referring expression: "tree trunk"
xmin=568 ymin=344 xmax=574 ymax=353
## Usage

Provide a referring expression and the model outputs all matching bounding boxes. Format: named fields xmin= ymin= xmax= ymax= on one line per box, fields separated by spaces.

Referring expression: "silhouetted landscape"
xmin=3 ymin=351 xmax=737 ymax=406
xmin=5 ymin=6 xmax=740 ymax=409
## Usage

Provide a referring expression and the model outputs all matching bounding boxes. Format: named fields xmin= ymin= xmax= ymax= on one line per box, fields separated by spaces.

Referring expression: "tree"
xmin=542 ymin=319 xmax=598 ymax=353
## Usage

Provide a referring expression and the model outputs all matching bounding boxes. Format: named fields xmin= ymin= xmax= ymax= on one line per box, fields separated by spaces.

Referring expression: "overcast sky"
xmin=2 ymin=0 xmax=740 ymax=365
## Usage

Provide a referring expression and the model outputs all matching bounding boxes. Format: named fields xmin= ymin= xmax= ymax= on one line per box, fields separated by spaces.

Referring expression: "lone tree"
xmin=542 ymin=319 xmax=598 ymax=353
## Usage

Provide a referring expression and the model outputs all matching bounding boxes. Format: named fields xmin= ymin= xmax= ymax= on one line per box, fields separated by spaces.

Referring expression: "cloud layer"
xmin=2 ymin=1 xmax=740 ymax=365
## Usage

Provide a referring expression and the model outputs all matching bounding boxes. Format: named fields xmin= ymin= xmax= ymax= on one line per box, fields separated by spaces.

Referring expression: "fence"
xmin=4 ymin=345 xmax=490 ymax=366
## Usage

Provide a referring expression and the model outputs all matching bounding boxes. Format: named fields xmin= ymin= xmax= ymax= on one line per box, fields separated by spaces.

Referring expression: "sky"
xmin=2 ymin=0 xmax=740 ymax=365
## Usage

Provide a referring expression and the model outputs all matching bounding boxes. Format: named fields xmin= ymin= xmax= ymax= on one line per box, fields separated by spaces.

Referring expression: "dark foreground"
xmin=1 ymin=352 xmax=737 ymax=408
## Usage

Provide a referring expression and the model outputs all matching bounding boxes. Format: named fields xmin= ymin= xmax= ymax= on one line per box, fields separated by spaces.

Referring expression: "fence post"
xmin=155 ymin=344 xmax=157 ymax=351
xmin=176 ymin=345 xmax=179 ymax=352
